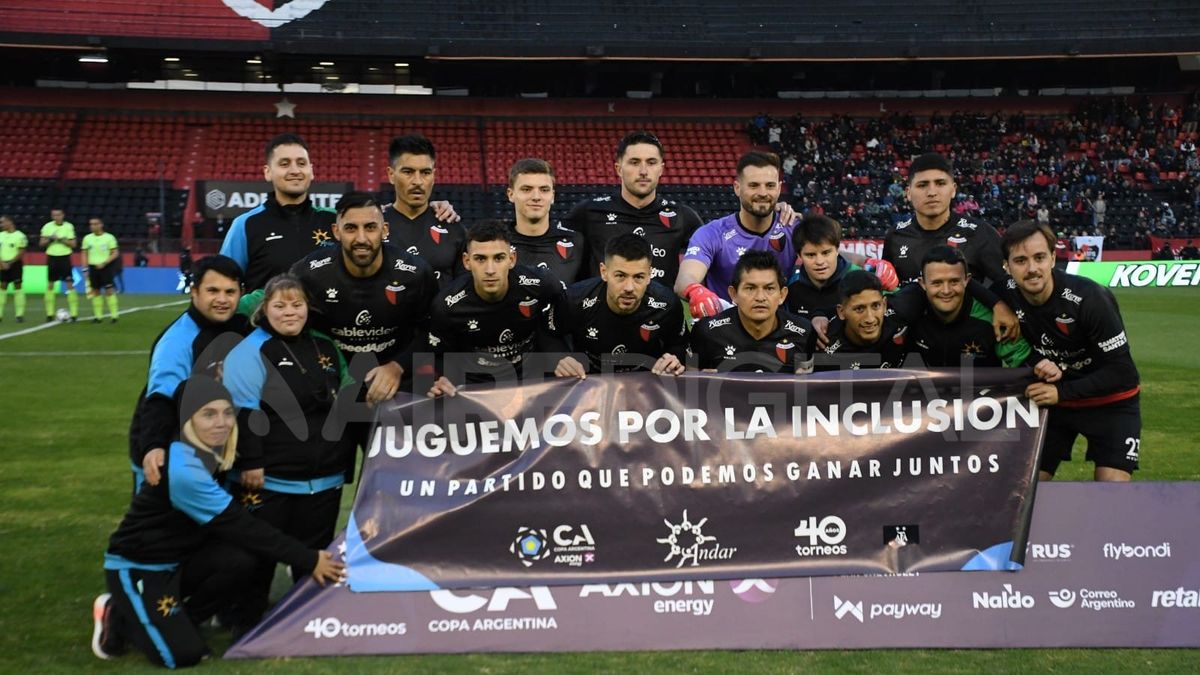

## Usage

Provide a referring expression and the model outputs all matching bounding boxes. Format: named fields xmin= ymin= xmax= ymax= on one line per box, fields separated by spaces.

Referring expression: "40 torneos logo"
xmin=795 ymin=515 xmax=848 ymax=556
xmin=303 ymin=617 xmax=407 ymax=640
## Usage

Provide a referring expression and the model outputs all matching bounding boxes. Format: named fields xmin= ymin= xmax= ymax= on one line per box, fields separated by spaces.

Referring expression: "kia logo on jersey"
xmin=556 ymin=240 xmax=574 ymax=260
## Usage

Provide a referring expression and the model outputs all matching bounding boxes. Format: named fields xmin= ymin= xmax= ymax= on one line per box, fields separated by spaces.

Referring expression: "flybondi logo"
xmin=972 ymin=584 xmax=1035 ymax=609
xmin=1103 ymin=542 xmax=1171 ymax=560
xmin=303 ymin=617 xmax=407 ymax=639
xmin=1108 ymin=262 xmax=1200 ymax=287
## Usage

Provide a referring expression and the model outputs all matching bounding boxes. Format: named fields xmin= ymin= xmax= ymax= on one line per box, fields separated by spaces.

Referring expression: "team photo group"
xmin=92 ymin=129 xmax=1141 ymax=668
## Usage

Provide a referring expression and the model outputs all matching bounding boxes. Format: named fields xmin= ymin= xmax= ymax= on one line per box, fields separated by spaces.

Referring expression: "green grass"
xmin=1 ymin=289 xmax=1197 ymax=673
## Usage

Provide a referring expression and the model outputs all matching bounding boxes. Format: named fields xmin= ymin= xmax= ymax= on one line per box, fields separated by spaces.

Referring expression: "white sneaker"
xmin=91 ymin=593 xmax=115 ymax=660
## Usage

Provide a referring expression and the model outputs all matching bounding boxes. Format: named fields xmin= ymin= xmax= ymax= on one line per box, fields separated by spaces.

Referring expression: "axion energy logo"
xmin=1068 ymin=261 xmax=1200 ymax=288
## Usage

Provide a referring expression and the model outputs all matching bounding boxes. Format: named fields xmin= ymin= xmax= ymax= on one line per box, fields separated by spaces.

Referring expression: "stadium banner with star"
xmin=339 ymin=369 xmax=1046 ymax=592
xmin=197 ymin=180 xmax=352 ymax=219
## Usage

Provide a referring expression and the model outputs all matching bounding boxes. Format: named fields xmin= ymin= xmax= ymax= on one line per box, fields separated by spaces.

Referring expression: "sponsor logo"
xmin=445 ymin=289 xmax=468 ymax=307
xmin=834 ymin=596 xmax=864 ymax=622
xmin=659 ymin=210 xmax=676 ymax=227
xmin=707 ymin=317 xmax=732 ymax=329
xmin=355 ymin=310 xmax=371 ymax=326
xmin=651 ymin=245 xmax=666 ymax=258
xmin=518 ymin=298 xmax=539 ymax=318
xmin=406 ymin=245 xmax=420 ymax=256
xmin=735 ymin=246 xmax=747 ymax=257
xmin=427 ymin=334 xmax=441 ymax=347
xmin=580 ymin=581 xmax=717 ymax=616
xmin=769 ymin=231 xmax=786 ymax=252
xmin=586 ymin=327 xmax=599 ymax=339
xmin=1048 ymin=589 xmax=1076 ymax=608
xmin=510 ymin=527 xmax=552 ymax=567
xmin=499 ymin=328 xmax=515 ymax=344
xmin=556 ymin=240 xmax=573 ymax=260
xmin=783 ymin=319 xmax=807 ymax=335
xmin=1151 ymin=587 xmax=1200 ymax=608
xmin=1103 ymin=542 xmax=1171 ymax=560
xmin=647 ymin=297 xmax=668 ymax=310
xmin=277 ymin=358 xmax=295 ymax=367
xmin=1027 ymin=543 xmax=1073 ymax=560
xmin=395 ymin=260 xmax=417 ymax=272
xmin=892 ymin=325 xmax=908 ymax=345
xmin=518 ymin=275 xmax=541 ymax=287
xmin=429 ymin=225 xmax=448 ymax=244
xmin=640 ymin=323 xmax=659 ymax=342
xmin=467 ymin=319 xmax=479 ymax=332
xmin=1109 ymin=262 xmax=1200 ymax=287
xmin=775 ymin=341 xmax=794 ymax=363
xmin=656 ymin=509 xmax=737 ymax=568
xmin=651 ymin=267 xmax=665 ymax=279
xmin=551 ymin=524 xmax=598 ymax=567
xmin=309 ymin=256 xmax=333 ymax=270
xmin=956 ymin=218 xmax=977 ymax=230
xmin=972 ymin=584 xmax=1035 ymax=609
xmin=724 ymin=345 xmax=738 ymax=358
xmin=607 ymin=213 xmax=619 ymax=222
xmin=795 ymin=515 xmax=848 ymax=556
xmin=1015 ymin=309 xmax=1026 ymax=322
xmin=311 ymin=229 xmax=331 ymax=245
xmin=325 ymin=287 xmax=338 ymax=302
xmin=1061 ymin=287 xmax=1084 ymax=304
xmin=205 ymin=190 xmax=226 ymax=210
xmin=730 ymin=578 xmax=778 ymax=603
xmin=946 ymin=235 xmax=967 ymax=247
xmin=385 ymin=284 xmax=407 ymax=305
xmin=897 ymin=219 xmax=911 ymax=230
xmin=611 ymin=344 xmax=627 ymax=355
xmin=633 ymin=226 xmax=646 ymax=236
xmin=1098 ymin=331 xmax=1128 ymax=353
xmin=582 ymin=296 xmax=599 ymax=309
xmin=427 ymin=587 xmax=559 ymax=632
xmin=884 ymin=524 xmax=919 ymax=547
xmin=898 ymin=245 xmax=909 ymax=258
xmin=1048 ymin=588 xmax=1136 ymax=611
xmin=723 ymin=229 xmax=737 ymax=241
xmin=304 ymin=617 xmax=407 ymax=639
xmin=265 ymin=231 xmax=283 ymax=242
xmin=835 ymin=596 xmax=943 ymax=622
xmin=686 ymin=246 xmax=701 ymax=256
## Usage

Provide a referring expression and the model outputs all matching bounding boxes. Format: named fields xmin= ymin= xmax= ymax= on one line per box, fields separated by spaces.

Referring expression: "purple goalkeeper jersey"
xmin=682 ymin=212 xmax=796 ymax=301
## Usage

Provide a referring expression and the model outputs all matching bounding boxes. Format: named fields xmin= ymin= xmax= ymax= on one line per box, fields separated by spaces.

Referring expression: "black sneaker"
xmin=92 ymin=318 xmax=101 ymax=324
xmin=91 ymin=593 xmax=126 ymax=659
xmin=45 ymin=316 xmax=53 ymax=323
xmin=111 ymin=318 xmax=118 ymax=324
xmin=15 ymin=316 xmax=22 ymax=323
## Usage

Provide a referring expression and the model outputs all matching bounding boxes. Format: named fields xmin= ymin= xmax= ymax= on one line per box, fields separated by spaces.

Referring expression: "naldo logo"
xmin=972 ymin=584 xmax=1036 ymax=609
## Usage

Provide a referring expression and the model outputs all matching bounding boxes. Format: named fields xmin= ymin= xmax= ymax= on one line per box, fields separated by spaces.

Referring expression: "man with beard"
xmin=567 ymin=130 xmax=703 ymax=286
xmin=818 ymin=271 xmax=909 ymax=371
xmin=220 ymin=134 xmax=337 ymax=292
xmin=555 ymin=234 xmax=686 ymax=377
xmin=998 ymin=220 xmax=1141 ymax=482
xmin=426 ymin=222 xmax=568 ymax=395
xmin=292 ymin=192 xmax=438 ymax=403
xmin=505 ymin=158 xmax=586 ymax=289
xmin=380 ymin=134 xmax=465 ymax=288
xmin=676 ymin=152 xmax=797 ymax=319
xmin=883 ymin=152 xmax=1007 ymax=286
xmin=690 ymin=250 xmax=815 ymax=373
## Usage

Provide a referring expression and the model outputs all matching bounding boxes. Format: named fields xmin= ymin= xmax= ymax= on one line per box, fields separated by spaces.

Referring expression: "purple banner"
xmin=228 ymin=482 xmax=1200 ymax=656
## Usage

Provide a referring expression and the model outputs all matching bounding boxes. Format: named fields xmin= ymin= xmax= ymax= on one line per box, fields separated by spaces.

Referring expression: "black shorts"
xmin=0 ymin=260 xmax=21 ymax=285
xmin=46 ymin=255 xmax=72 ymax=283
xmin=1041 ymin=393 xmax=1141 ymax=475
xmin=89 ymin=265 xmax=114 ymax=291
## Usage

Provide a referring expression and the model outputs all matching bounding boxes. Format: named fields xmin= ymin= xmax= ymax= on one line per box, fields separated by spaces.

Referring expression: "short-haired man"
xmin=690 ymin=250 xmax=815 ymax=373
xmin=786 ymin=214 xmax=858 ymax=319
xmin=40 ymin=207 xmax=78 ymax=321
xmin=0 ymin=215 xmax=28 ymax=322
xmin=506 ymin=158 xmax=586 ymax=289
xmin=908 ymin=246 xmax=1061 ymax=380
xmin=291 ymin=192 xmax=438 ymax=404
xmin=998 ymin=220 xmax=1141 ymax=482
xmin=568 ymin=131 xmax=702 ymax=287
xmin=555 ymin=234 xmax=687 ymax=378
xmin=677 ymin=152 xmax=800 ymax=320
xmin=81 ymin=217 xmax=120 ymax=323
xmin=380 ymin=134 xmax=465 ymax=287
xmin=819 ymin=271 xmax=909 ymax=370
xmin=426 ymin=222 xmax=568 ymax=395
xmin=130 ymin=255 xmax=251 ymax=491
xmin=220 ymin=134 xmax=337 ymax=292
xmin=883 ymin=152 xmax=1007 ymax=286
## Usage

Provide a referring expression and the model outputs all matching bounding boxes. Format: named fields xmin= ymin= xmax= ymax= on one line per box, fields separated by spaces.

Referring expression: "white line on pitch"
xmin=0 ymin=299 xmax=188 ymax=342
xmin=4 ymin=350 xmax=148 ymax=356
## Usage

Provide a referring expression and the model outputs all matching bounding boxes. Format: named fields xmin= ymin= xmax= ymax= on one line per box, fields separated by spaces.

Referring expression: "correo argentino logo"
xmin=222 ymin=0 xmax=331 ymax=28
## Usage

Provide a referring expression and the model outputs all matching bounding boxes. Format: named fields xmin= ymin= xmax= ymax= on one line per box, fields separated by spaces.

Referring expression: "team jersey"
xmin=997 ymin=269 xmax=1140 ymax=406
xmin=291 ymin=245 xmax=438 ymax=372
xmin=786 ymin=255 xmax=858 ymax=319
xmin=40 ymin=220 xmax=76 ymax=257
xmin=883 ymin=216 xmax=1006 ymax=286
xmin=820 ymin=316 xmax=909 ymax=370
xmin=427 ymin=265 xmax=568 ymax=383
xmin=105 ymin=440 xmax=313 ymax=572
xmin=905 ymin=291 xmax=1034 ymax=368
xmin=689 ymin=306 xmax=816 ymax=373
xmin=128 ymin=307 xmax=253 ymax=466
xmin=223 ymin=326 xmax=354 ymax=483
xmin=81 ymin=232 xmax=118 ymax=266
xmin=0 ymin=229 xmax=27 ymax=262
xmin=563 ymin=278 xmax=687 ymax=373
xmin=220 ymin=195 xmax=337 ymax=292
xmin=683 ymin=213 xmax=796 ymax=302
xmin=508 ymin=221 xmax=587 ymax=290
xmin=567 ymin=191 xmax=702 ymax=286
xmin=381 ymin=203 xmax=466 ymax=288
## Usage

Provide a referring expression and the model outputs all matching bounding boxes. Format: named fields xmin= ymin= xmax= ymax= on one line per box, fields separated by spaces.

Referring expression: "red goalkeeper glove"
xmin=684 ymin=283 xmax=723 ymax=319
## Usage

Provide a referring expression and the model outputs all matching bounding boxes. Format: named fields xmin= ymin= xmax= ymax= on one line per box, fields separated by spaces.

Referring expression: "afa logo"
xmin=510 ymin=527 xmax=552 ymax=567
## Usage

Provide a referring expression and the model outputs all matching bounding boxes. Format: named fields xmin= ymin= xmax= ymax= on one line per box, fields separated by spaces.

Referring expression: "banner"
xmin=1072 ymin=235 xmax=1104 ymax=262
xmin=840 ymin=239 xmax=885 ymax=259
xmin=1150 ymin=236 xmax=1200 ymax=257
xmin=198 ymin=181 xmax=352 ymax=220
xmin=1066 ymin=260 xmax=1200 ymax=288
xmin=345 ymin=370 xmax=1044 ymax=592
xmin=227 ymin=482 xmax=1200 ymax=656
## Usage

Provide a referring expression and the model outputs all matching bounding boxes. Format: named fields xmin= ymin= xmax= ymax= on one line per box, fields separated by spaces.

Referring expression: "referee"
xmin=40 ymin=207 xmax=77 ymax=321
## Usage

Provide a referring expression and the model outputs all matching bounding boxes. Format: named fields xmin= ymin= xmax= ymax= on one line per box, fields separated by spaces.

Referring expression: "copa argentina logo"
xmin=303 ymin=617 xmax=407 ymax=640
xmin=510 ymin=525 xmax=597 ymax=567
xmin=656 ymin=509 xmax=737 ymax=568
xmin=794 ymin=515 xmax=848 ymax=557
xmin=972 ymin=583 xmax=1035 ymax=609
xmin=427 ymin=587 xmax=559 ymax=633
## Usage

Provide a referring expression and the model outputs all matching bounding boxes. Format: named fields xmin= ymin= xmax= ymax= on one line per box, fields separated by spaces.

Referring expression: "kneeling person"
xmin=556 ymin=234 xmax=686 ymax=377
xmin=820 ymin=271 xmax=909 ymax=370
xmin=690 ymin=250 xmax=815 ymax=373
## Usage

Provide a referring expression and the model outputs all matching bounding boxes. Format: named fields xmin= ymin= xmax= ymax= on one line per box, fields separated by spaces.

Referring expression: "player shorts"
xmin=89 ymin=265 xmax=114 ymax=291
xmin=0 ymin=260 xmax=21 ymax=285
xmin=47 ymin=254 xmax=73 ymax=283
xmin=1040 ymin=393 xmax=1141 ymax=476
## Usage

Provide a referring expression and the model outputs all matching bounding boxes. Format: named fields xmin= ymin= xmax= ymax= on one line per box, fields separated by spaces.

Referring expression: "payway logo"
xmin=833 ymin=596 xmax=942 ymax=622
xmin=833 ymin=596 xmax=863 ymax=622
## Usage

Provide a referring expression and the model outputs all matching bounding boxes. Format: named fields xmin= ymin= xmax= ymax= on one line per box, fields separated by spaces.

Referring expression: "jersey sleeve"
xmin=682 ymin=224 xmax=719 ymax=266
xmin=392 ymin=262 xmax=439 ymax=372
xmin=167 ymin=445 xmax=233 ymax=524
xmin=970 ymin=300 xmax=1032 ymax=367
xmin=219 ymin=214 xmax=250 ymax=272
xmin=974 ymin=224 xmax=1009 ymax=287
xmin=222 ymin=335 xmax=270 ymax=470
xmin=689 ymin=321 xmax=721 ymax=370
xmin=536 ymin=270 xmax=570 ymax=353
xmin=1057 ymin=288 xmax=1140 ymax=401
xmin=138 ymin=322 xmax=198 ymax=456
xmin=661 ymin=297 xmax=689 ymax=362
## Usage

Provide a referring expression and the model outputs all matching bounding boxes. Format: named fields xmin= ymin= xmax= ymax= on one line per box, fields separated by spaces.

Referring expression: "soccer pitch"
xmin=1 ymin=289 xmax=1196 ymax=673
